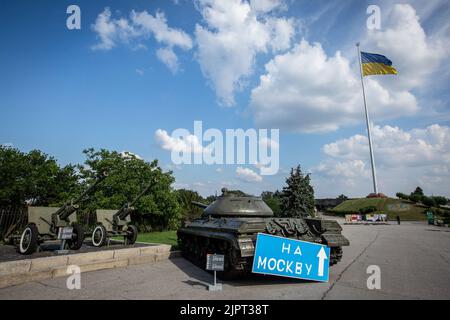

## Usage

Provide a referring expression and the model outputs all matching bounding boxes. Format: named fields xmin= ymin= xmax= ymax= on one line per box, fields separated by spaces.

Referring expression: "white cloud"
xmin=194 ymin=0 xmax=295 ymax=106
xmin=259 ymin=136 xmax=279 ymax=150
xmin=251 ymin=4 xmax=449 ymax=133
xmin=91 ymin=8 xmax=117 ymax=50
xmin=236 ymin=166 xmax=263 ymax=182
xmin=251 ymin=39 xmax=418 ymax=133
xmin=91 ymin=8 xmax=192 ymax=71
xmin=131 ymin=10 xmax=193 ymax=50
xmin=156 ymin=47 xmax=180 ymax=73
xmin=250 ymin=0 xmax=285 ymax=13
xmin=154 ymin=129 xmax=205 ymax=154
xmin=311 ymin=124 xmax=450 ymax=197
xmin=364 ymin=4 xmax=448 ymax=90
xmin=120 ymin=151 xmax=143 ymax=160
xmin=135 ymin=68 xmax=144 ymax=76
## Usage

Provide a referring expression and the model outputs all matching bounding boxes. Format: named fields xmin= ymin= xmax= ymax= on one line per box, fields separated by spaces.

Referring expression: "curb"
xmin=0 ymin=245 xmax=181 ymax=289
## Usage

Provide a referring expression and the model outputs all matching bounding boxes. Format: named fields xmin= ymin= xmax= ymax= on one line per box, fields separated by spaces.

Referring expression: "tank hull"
xmin=177 ymin=216 xmax=349 ymax=279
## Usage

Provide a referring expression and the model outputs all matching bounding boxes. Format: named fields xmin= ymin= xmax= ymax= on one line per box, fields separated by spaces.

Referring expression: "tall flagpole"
xmin=356 ymin=42 xmax=378 ymax=195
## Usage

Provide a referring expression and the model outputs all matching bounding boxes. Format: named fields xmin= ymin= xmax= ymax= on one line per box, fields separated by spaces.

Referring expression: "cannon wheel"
xmin=18 ymin=224 xmax=39 ymax=255
xmin=67 ymin=223 xmax=85 ymax=250
xmin=125 ymin=225 xmax=138 ymax=245
xmin=91 ymin=224 xmax=108 ymax=247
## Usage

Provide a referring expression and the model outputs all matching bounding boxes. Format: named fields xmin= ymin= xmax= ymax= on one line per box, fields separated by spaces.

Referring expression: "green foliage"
xmin=421 ymin=196 xmax=436 ymax=207
xmin=79 ymin=148 xmax=181 ymax=230
xmin=396 ymin=187 xmax=448 ymax=209
xmin=0 ymin=146 xmax=79 ymax=206
xmin=177 ymin=189 xmax=204 ymax=222
xmin=261 ymin=191 xmax=282 ymax=216
xmin=396 ymin=192 xmax=409 ymax=200
xmin=279 ymin=165 xmax=315 ymax=217
xmin=431 ymin=196 xmax=449 ymax=207
xmin=337 ymin=194 xmax=349 ymax=200
xmin=412 ymin=186 xmax=424 ymax=196
xmin=227 ymin=189 xmax=248 ymax=196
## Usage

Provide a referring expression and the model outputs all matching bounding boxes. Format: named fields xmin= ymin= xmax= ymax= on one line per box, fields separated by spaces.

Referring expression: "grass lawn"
xmin=136 ymin=230 xmax=179 ymax=248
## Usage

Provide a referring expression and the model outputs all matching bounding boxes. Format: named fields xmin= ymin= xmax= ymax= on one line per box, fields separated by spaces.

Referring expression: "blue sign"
xmin=252 ymin=233 xmax=330 ymax=282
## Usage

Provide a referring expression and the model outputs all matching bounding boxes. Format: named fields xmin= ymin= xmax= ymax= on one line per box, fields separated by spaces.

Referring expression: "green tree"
xmin=177 ymin=189 xmax=205 ymax=222
xmin=431 ymin=196 xmax=448 ymax=207
xmin=337 ymin=194 xmax=349 ymax=201
xmin=411 ymin=186 xmax=424 ymax=196
xmin=422 ymin=196 xmax=436 ymax=207
xmin=280 ymin=165 xmax=315 ymax=217
xmin=0 ymin=146 xmax=79 ymax=206
xmin=261 ymin=191 xmax=282 ymax=216
xmin=396 ymin=192 xmax=409 ymax=200
xmin=79 ymin=148 xmax=181 ymax=230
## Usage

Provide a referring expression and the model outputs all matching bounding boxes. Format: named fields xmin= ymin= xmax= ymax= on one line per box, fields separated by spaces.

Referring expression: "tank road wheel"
xmin=19 ymin=224 xmax=39 ymax=255
xmin=92 ymin=224 xmax=108 ymax=247
xmin=125 ymin=225 xmax=138 ymax=245
xmin=67 ymin=223 xmax=85 ymax=250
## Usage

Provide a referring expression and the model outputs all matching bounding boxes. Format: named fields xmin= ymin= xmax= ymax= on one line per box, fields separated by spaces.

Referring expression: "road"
xmin=1 ymin=219 xmax=449 ymax=300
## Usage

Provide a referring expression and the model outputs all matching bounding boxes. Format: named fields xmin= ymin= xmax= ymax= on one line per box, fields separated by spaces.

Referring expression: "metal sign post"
xmin=206 ymin=254 xmax=224 ymax=291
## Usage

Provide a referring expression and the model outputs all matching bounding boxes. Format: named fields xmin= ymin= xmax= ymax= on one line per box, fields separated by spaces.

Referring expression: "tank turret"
xmin=203 ymin=188 xmax=273 ymax=217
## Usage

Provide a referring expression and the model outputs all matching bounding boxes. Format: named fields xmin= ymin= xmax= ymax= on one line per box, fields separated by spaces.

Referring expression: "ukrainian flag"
xmin=361 ymin=52 xmax=397 ymax=76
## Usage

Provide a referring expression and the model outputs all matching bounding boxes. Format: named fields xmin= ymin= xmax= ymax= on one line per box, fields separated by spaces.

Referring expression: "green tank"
xmin=177 ymin=188 xmax=349 ymax=279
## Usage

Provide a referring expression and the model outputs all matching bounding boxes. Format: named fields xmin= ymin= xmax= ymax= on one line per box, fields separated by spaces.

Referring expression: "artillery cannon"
xmin=91 ymin=179 xmax=156 ymax=247
xmin=18 ymin=172 xmax=108 ymax=255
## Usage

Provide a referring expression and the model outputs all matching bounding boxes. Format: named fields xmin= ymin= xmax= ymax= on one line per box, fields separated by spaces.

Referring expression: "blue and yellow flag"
xmin=361 ymin=52 xmax=397 ymax=76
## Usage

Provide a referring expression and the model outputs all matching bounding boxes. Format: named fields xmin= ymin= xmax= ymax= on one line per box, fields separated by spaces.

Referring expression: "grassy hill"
xmin=330 ymin=198 xmax=429 ymax=221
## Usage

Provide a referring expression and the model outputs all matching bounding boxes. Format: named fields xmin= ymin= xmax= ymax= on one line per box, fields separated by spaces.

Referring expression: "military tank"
xmin=177 ymin=188 xmax=349 ymax=279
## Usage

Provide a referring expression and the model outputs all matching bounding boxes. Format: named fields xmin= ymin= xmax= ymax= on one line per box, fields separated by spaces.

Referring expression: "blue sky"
xmin=1 ymin=0 xmax=449 ymax=197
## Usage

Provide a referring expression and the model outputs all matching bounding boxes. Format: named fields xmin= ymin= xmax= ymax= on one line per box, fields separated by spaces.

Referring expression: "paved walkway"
xmin=1 ymin=220 xmax=449 ymax=300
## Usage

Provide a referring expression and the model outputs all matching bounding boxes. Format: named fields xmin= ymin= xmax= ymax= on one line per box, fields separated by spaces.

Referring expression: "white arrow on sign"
xmin=317 ymin=247 xmax=328 ymax=277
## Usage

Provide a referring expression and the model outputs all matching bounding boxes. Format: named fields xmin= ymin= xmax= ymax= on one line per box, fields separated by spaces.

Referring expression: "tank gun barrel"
xmin=191 ymin=201 xmax=208 ymax=209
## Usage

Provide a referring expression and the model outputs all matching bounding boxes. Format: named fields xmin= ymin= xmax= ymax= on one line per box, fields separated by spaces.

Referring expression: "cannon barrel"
xmin=114 ymin=178 xmax=157 ymax=221
xmin=57 ymin=171 xmax=108 ymax=220
xmin=191 ymin=201 xmax=208 ymax=209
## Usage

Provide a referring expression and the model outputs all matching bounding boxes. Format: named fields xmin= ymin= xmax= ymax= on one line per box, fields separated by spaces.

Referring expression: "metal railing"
xmin=0 ymin=206 xmax=28 ymax=242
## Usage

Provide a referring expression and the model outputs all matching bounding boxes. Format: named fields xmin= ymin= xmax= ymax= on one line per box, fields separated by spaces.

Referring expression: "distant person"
xmin=396 ymin=215 xmax=401 ymax=225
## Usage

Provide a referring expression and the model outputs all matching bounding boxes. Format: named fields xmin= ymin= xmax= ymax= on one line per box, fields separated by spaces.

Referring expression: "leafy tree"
xmin=422 ymin=196 xmax=436 ymax=207
xmin=411 ymin=186 xmax=424 ymax=196
xmin=226 ymin=189 xmax=248 ymax=196
xmin=79 ymin=148 xmax=181 ymax=230
xmin=261 ymin=191 xmax=282 ymax=216
xmin=0 ymin=146 xmax=79 ymax=206
xmin=337 ymin=194 xmax=348 ymax=201
xmin=280 ymin=165 xmax=315 ymax=217
xmin=409 ymin=194 xmax=422 ymax=204
xmin=431 ymin=196 xmax=449 ymax=207
xmin=177 ymin=189 xmax=205 ymax=222
xmin=396 ymin=192 xmax=409 ymax=200
xmin=204 ymin=195 xmax=218 ymax=204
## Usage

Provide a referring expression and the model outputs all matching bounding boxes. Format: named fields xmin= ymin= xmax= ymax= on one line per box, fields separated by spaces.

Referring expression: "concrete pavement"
xmin=1 ymin=220 xmax=449 ymax=300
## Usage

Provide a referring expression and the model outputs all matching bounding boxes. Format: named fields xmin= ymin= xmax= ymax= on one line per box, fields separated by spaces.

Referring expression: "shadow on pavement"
xmin=171 ymin=256 xmax=311 ymax=288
